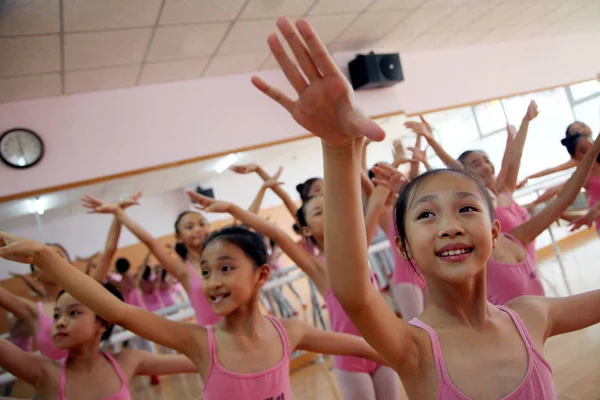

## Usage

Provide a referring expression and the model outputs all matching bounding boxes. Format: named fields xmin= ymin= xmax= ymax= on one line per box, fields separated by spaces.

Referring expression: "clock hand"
xmin=16 ymin=136 xmax=26 ymax=161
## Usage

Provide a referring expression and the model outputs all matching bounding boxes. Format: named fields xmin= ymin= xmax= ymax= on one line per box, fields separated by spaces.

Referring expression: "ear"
xmin=394 ymin=236 xmax=412 ymax=261
xmin=97 ymin=319 xmax=107 ymax=338
xmin=301 ymin=225 xmax=313 ymax=238
xmin=491 ymin=219 xmax=501 ymax=248
xmin=255 ymin=264 xmax=271 ymax=288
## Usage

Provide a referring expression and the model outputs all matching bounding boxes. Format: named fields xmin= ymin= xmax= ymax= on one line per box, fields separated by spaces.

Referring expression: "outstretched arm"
xmin=81 ymin=196 xmax=190 ymax=285
xmin=231 ymin=164 xmax=300 ymax=222
xmin=0 ymin=286 xmax=37 ymax=331
xmin=251 ymin=17 xmax=416 ymax=371
xmin=10 ymin=272 xmax=46 ymax=298
xmin=0 ymin=237 xmax=199 ymax=357
xmin=186 ymin=191 xmax=328 ymax=294
xmin=283 ymin=319 xmax=386 ymax=364
xmin=405 ymin=117 xmax=462 ymax=170
xmin=517 ymin=160 xmax=577 ymax=188
xmin=248 ymin=168 xmax=283 ymax=214
xmin=92 ymin=217 xmax=121 ymax=282
xmin=496 ymin=101 xmax=539 ymax=194
xmin=0 ymin=339 xmax=47 ymax=388
xmin=127 ymin=350 xmax=198 ymax=375
xmin=510 ymin=133 xmax=600 ymax=247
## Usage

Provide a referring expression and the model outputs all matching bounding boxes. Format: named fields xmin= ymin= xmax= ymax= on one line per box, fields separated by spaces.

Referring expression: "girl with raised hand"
xmin=407 ymin=107 xmax=539 ymax=263
xmin=0 ymin=225 xmax=387 ymax=400
xmin=0 ymin=282 xmax=198 ymax=400
xmin=185 ymin=185 xmax=399 ymax=400
xmin=373 ymin=133 xmax=600 ymax=305
xmin=517 ymin=121 xmax=593 ymax=189
xmin=80 ymin=193 xmax=221 ymax=326
xmin=252 ymin=16 xmax=600 ymax=399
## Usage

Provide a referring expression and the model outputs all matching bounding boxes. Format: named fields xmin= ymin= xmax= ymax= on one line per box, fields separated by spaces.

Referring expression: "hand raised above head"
xmin=251 ymin=17 xmax=385 ymax=149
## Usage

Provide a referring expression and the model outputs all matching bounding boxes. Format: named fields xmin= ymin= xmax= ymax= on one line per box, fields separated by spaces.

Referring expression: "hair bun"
xmin=296 ymin=183 xmax=304 ymax=195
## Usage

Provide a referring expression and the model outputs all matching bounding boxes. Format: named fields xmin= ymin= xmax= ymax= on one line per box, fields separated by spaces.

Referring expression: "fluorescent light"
xmin=30 ymin=198 xmax=45 ymax=215
xmin=214 ymin=153 xmax=239 ymax=173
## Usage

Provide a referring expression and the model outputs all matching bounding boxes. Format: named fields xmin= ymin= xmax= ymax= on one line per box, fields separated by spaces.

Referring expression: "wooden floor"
xmin=7 ymin=229 xmax=600 ymax=399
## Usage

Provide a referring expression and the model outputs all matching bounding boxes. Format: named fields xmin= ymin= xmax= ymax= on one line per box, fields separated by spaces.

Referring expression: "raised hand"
xmin=507 ymin=124 xmax=517 ymax=141
xmin=80 ymin=195 xmax=121 ymax=214
xmin=391 ymin=139 xmax=406 ymax=163
xmin=405 ymin=116 xmax=434 ymax=141
xmin=251 ymin=17 xmax=385 ymax=149
xmin=186 ymin=191 xmax=232 ymax=214
xmin=525 ymin=100 xmax=539 ymax=121
xmin=230 ymin=164 xmax=259 ymax=174
xmin=568 ymin=210 xmax=597 ymax=232
xmin=371 ymin=163 xmax=409 ymax=194
xmin=119 ymin=189 xmax=143 ymax=209
xmin=0 ymin=233 xmax=46 ymax=264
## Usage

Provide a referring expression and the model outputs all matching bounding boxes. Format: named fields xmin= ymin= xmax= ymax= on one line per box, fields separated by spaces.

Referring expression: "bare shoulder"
xmin=505 ymin=296 xmax=550 ymax=347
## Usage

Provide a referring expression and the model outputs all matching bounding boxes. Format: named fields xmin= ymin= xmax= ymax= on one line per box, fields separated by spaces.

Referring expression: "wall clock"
xmin=0 ymin=128 xmax=44 ymax=169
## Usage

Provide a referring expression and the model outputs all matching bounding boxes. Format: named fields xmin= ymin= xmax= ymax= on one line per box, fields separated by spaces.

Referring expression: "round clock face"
xmin=0 ymin=128 xmax=44 ymax=169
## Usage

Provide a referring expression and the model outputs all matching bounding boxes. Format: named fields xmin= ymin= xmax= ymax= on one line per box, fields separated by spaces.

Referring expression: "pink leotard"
xmin=495 ymin=193 xmax=536 ymax=263
xmin=409 ymin=306 xmax=556 ymax=399
xmin=386 ymin=214 xmax=426 ymax=289
xmin=119 ymin=275 xmax=144 ymax=308
xmin=585 ymin=175 xmax=600 ymax=231
xmin=486 ymin=234 xmax=545 ymax=305
xmin=186 ymin=261 xmax=222 ymax=326
xmin=159 ymin=285 xmax=176 ymax=307
xmin=58 ymin=352 xmax=131 ymax=400
xmin=10 ymin=336 xmax=33 ymax=352
xmin=324 ymin=271 xmax=382 ymax=374
xmin=36 ymin=303 xmax=68 ymax=360
xmin=141 ymin=288 xmax=164 ymax=312
xmin=202 ymin=316 xmax=291 ymax=400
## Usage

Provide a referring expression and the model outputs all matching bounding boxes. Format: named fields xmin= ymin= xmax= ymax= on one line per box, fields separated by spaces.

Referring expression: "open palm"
xmin=251 ymin=18 xmax=385 ymax=149
xmin=186 ymin=191 xmax=231 ymax=214
xmin=0 ymin=233 xmax=45 ymax=264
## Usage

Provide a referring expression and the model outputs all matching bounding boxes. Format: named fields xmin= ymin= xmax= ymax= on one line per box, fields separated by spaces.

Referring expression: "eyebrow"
xmin=201 ymin=255 xmax=235 ymax=265
xmin=53 ymin=303 xmax=82 ymax=312
xmin=413 ymin=191 xmax=479 ymax=207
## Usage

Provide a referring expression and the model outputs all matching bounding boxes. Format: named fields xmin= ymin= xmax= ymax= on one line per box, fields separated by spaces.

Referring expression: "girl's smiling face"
xmin=398 ymin=171 xmax=500 ymax=285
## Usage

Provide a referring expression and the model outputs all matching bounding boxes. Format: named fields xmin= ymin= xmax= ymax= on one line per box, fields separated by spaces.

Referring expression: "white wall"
xmin=1 ymin=32 xmax=600 ymax=199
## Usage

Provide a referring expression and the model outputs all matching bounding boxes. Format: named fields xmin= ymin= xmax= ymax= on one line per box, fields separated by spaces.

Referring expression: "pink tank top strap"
xmin=496 ymin=306 xmax=553 ymax=372
xmin=205 ymin=324 xmax=218 ymax=383
xmin=58 ymin=353 xmax=131 ymax=400
xmin=408 ymin=318 xmax=448 ymax=385
xmin=502 ymin=233 xmax=530 ymax=259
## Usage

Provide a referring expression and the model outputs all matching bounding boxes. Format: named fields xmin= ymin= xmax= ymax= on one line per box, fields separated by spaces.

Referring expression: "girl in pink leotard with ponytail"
xmin=0 ymin=282 xmax=198 ymax=400
xmin=1 ymin=224 xmax=388 ymax=400
xmin=80 ymin=193 xmax=221 ymax=326
xmin=194 ymin=178 xmax=400 ymax=398
xmin=252 ymin=24 xmax=600 ymax=397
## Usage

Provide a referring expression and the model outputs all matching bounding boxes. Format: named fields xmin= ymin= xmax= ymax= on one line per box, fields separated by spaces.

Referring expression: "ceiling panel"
xmin=304 ymin=14 xmax=357 ymax=44
xmin=240 ymin=0 xmax=315 ymax=20
xmin=63 ymin=0 xmax=162 ymax=32
xmin=160 ymin=0 xmax=247 ymax=25
xmin=64 ymin=29 xmax=152 ymax=70
xmin=0 ymin=0 xmax=60 ymax=36
xmin=218 ymin=19 xmax=279 ymax=54
xmin=367 ymin=0 xmax=425 ymax=11
xmin=0 ymin=74 xmax=62 ymax=103
xmin=309 ymin=0 xmax=372 ymax=15
xmin=0 ymin=0 xmax=597 ymax=105
xmin=0 ymin=35 xmax=61 ymax=78
xmin=384 ymin=6 xmax=454 ymax=40
xmin=427 ymin=5 xmax=496 ymax=35
xmin=146 ymin=23 xmax=230 ymax=62
xmin=203 ymin=52 xmax=269 ymax=77
xmin=139 ymin=58 xmax=209 ymax=85
xmin=65 ymin=65 xmax=141 ymax=94
xmin=334 ymin=10 xmax=411 ymax=46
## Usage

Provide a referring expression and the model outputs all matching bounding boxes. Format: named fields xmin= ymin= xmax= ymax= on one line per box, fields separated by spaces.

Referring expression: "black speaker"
xmin=348 ymin=52 xmax=403 ymax=90
xmin=195 ymin=186 xmax=214 ymax=199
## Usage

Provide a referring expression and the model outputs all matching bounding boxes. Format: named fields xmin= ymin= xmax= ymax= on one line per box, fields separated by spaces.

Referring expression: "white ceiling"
xmin=1 ymin=0 xmax=599 ymax=103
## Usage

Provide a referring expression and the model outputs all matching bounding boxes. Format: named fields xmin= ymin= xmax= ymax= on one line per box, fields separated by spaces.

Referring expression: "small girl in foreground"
xmin=0 ymin=283 xmax=198 ymax=400
xmin=0 ymin=226 xmax=386 ymax=400
xmin=252 ymin=17 xmax=600 ymax=399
